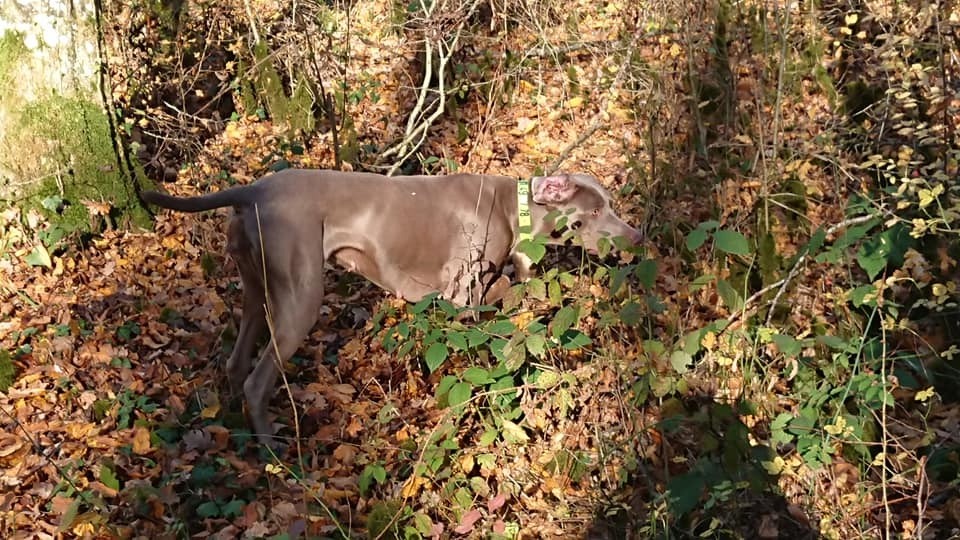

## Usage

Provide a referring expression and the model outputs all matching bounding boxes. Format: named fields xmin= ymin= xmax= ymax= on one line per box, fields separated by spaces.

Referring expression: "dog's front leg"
xmin=512 ymin=252 xmax=535 ymax=282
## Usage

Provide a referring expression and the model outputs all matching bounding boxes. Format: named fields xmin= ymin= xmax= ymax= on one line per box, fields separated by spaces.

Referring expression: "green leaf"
xmin=359 ymin=464 xmax=386 ymax=495
xmin=25 ymin=244 xmax=52 ymax=268
xmin=772 ymin=334 xmax=801 ymax=358
xmin=413 ymin=512 xmax=434 ymax=535
xmin=548 ymin=279 xmax=563 ymax=306
xmin=436 ymin=375 xmax=458 ymax=403
xmin=758 ymin=232 xmax=779 ymax=282
xmin=100 ymin=463 xmax=120 ymax=491
xmin=446 ymin=331 xmax=469 ymax=351
xmin=411 ymin=293 xmax=440 ymax=314
xmin=770 ymin=413 xmax=794 ymax=446
xmin=41 ymin=194 xmax=63 ymax=211
xmin=690 ymin=274 xmax=714 ymax=291
xmin=466 ymin=328 xmax=489 ymax=348
xmin=619 ymin=301 xmax=642 ymax=325
xmin=634 ymin=259 xmax=658 ymax=289
xmin=535 ymin=370 xmax=560 ymax=389
xmin=849 ymin=284 xmax=877 ymax=307
xmin=503 ymin=335 xmax=527 ymax=372
xmin=525 ymin=333 xmax=547 ymax=358
xmin=196 ymin=501 xmax=221 ymax=518
xmin=682 ymin=329 xmax=703 ymax=356
xmin=856 ymin=222 xmax=911 ymax=279
xmin=551 ymin=305 xmax=580 ymax=339
xmin=221 ymin=499 xmax=245 ymax=518
xmin=560 ymin=330 xmax=592 ymax=350
xmin=714 ymin=229 xmax=751 ymax=255
xmin=716 ymin=279 xmax=744 ymax=311
xmin=558 ymin=272 xmax=576 ymax=288
xmin=856 ymin=251 xmax=886 ymax=281
xmin=424 ymin=342 xmax=448 ymax=372
xmin=500 ymin=419 xmax=529 ymax=444
xmin=463 ymin=367 xmax=493 ymax=385
xmin=448 ymin=382 xmax=472 ymax=408
xmin=486 ymin=319 xmax=516 ymax=335
xmin=670 ymin=350 xmax=693 ymax=374
xmin=517 ymin=239 xmax=546 ymax=263
xmin=608 ymin=265 xmax=631 ymax=296
xmin=597 ymin=236 xmax=612 ymax=258
xmin=834 ymin=219 xmax=878 ymax=249
xmin=527 ymin=278 xmax=546 ymax=300
xmin=666 ymin=471 xmax=706 ymax=515
xmin=57 ymin=498 xmax=80 ymax=532
xmin=479 ymin=428 xmax=498 ymax=446
xmin=686 ymin=227 xmax=708 ymax=251
xmin=397 ymin=339 xmax=415 ymax=358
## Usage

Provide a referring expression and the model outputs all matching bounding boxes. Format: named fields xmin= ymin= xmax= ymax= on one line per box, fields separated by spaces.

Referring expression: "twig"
xmin=763 ymin=213 xmax=879 ymax=326
xmin=380 ymin=0 xmax=482 ymax=174
xmin=242 ymin=0 xmax=261 ymax=44
xmin=544 ymin=18 xmax=644 ymax=175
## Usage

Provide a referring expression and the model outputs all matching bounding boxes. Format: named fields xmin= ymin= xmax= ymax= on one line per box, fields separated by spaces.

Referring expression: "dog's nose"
xmin=626 ymin=227 xmax=643 ymax=245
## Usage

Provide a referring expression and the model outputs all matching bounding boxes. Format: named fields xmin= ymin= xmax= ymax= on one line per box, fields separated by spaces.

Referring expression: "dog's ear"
xmin=532 ymin=174 xmax=579 ymax=204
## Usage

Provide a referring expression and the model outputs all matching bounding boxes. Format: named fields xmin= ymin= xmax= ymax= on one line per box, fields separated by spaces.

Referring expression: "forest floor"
xmin=2 ymin=0 xmax=959 ymax=539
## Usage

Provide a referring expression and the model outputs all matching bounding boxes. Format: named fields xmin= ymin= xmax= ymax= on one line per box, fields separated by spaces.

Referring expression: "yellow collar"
xmin=517 ymin=178 xmax=532 ymax=242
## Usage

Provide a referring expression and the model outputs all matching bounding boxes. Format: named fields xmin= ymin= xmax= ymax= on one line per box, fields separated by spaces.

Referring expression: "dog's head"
xmin=530 ymin=173 xmax=642 ymax=252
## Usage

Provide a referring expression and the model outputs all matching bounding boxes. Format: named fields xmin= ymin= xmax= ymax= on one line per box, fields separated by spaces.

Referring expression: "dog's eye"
xmin=570 ymin=220 xmax=583 ymax=230
xmin=591 ymin=208 xmax=601 ymax=217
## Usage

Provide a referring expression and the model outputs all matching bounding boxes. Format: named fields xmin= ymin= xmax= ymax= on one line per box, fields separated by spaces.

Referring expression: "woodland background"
xmin=1 ymin=0 xmax=959 ymax=538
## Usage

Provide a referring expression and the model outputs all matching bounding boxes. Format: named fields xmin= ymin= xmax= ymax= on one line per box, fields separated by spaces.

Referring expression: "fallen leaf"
xmin=487 ymin=493 xmax=507 ymax=512
xmin=453 ymin=508 xmax=482 ymax=535
xmin=132 ymin=426 xmax=152 ymax=455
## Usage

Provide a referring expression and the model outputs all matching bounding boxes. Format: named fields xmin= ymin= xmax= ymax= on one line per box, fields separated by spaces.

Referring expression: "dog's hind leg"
xmin=243 ymin=278 xmax=325 ymax=448
xmin=225 ymin=218 xmax=268 ymax=394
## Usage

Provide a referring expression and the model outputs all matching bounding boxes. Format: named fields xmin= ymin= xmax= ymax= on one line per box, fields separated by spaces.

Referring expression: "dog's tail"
xmin=141 ymin=185 xmax=253 ymax=213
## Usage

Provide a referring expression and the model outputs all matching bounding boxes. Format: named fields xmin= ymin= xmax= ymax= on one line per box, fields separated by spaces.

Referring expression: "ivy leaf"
xmin=560 ymin=330 xmax=591 ymax=350
xmin=619 ymin=301 xmax=642 ymax=325
xmin=221 ymin=499 xmax=245 ymax=518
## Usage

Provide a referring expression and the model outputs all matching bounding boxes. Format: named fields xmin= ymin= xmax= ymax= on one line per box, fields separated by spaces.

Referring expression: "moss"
xmin=17 ymin=95 xmax=152 ymax=234
xmin=0 ymin=349 xmax=15 ymax=392
xmin=0 ymin=31 xmax=26 ymax=87
xmin=240 ymin=41 xmax=317 ymax=137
